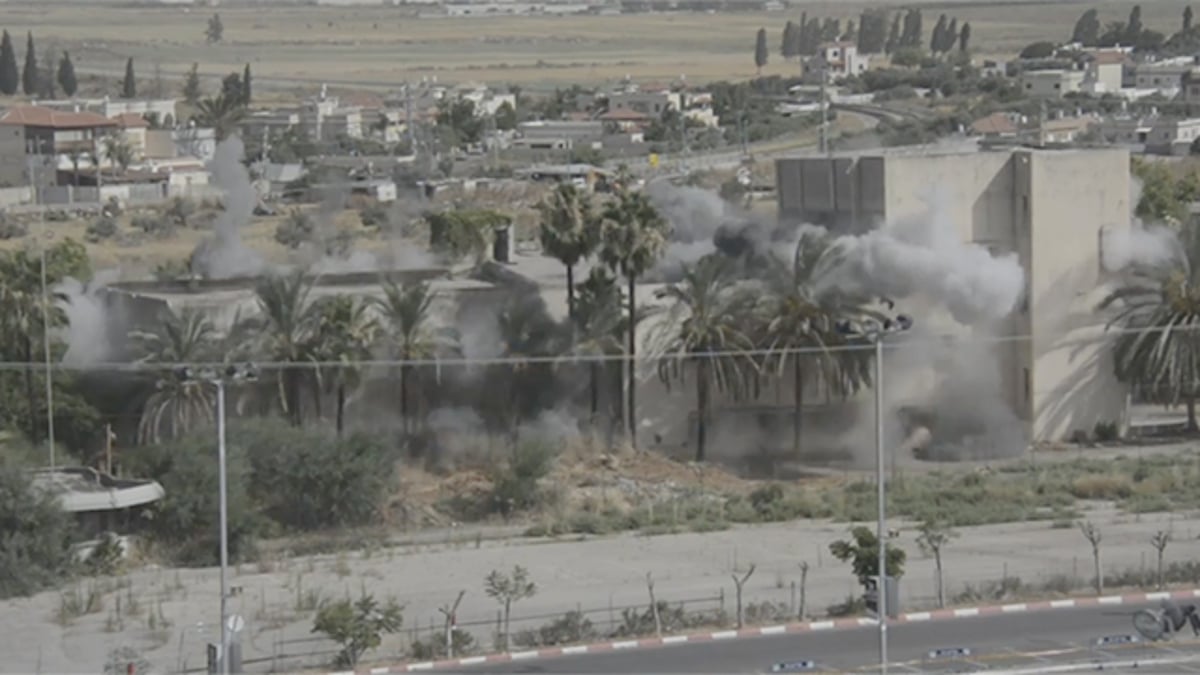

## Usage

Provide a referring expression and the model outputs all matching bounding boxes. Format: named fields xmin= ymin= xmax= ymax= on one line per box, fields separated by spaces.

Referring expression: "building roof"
xmin=113 ymin=112 xmax=149 ymax=129
xmin=1042 ymin=116 xmax=1094 ymax=132
xmin=0 ymin=105 xmax=119 ymax=129
xmin=599 ymin=108 xmax=651 ymax=121
xmin=1090 ymin=51 xmax=1127 ymax=65
xmin=971 ymin=112 xmax=1019 ymax=136
xmin=31 ymin=467 xmax=165 ymax=513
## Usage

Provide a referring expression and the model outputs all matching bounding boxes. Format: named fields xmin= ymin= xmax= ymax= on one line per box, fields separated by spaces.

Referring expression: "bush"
xmin=514 ymin=610 xmax=598 ymax=648
xmin=358 ymin=203 xmax=390 ymax=229
xmin=489 ymin=439 xmax=557 ymax=517
xmin=0 ymin=216 xmax=26 ymax=240
xmin=275 ymin=209 xmax=315 ymax=249
xmin=313 ymin=594 xmax=403 ymax=668
xmin=132 ymin=214 xmax=175 ymax=237
xmin=410 ymin=628 xmax=476 ymax=660
xmin=426 ymin=208 xmax=509 ymax=261
xmin=0 ymin=465 xmax=77 ymax=598
xmin=123 ymin=435 xmax=262 ymax=566
xmin=234 ymin=419 xmax=392 ymax=532
xmin=1094 ymin=421 xmax=1120 ymax=442
xmin=85 ymin=216 xmax=118 ymax=242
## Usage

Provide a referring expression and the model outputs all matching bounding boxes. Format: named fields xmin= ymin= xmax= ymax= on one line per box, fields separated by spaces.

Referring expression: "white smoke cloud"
xmin=190 ymin=136 xmax=266 ymax=279
xmin=1100 ymin=224 xmax=1179 ymax=273
xmin=58 ymin=269 xmax=122 ymax=366
xmin=644 ymin=181 xmax=737 ymax=276
xmin=820 ymin=196 xmax=1026 ymax=325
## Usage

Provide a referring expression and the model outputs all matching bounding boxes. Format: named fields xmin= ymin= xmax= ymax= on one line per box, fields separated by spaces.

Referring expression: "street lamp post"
xmin=177 ymin=363 xmax=258 ymax=675
xmin=837 ymin=306 xmax=913 ymax=675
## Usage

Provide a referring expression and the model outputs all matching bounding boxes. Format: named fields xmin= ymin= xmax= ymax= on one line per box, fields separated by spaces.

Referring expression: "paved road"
xmin=453 ymin=600 xmax=1200 ymax=674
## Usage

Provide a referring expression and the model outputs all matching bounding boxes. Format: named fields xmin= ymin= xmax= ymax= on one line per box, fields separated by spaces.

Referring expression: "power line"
xmin=0 ymin=320 xmax=1196 ymax=372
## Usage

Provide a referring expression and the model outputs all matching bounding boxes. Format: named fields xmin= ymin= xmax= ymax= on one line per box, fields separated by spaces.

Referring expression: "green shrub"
xmin=0 ymin=465 xmax=77 ymax=598
xmin=85 ymin=216 xmax=118 ymax=242
xmin=514 ymin=610 xmax=598 ymax=648
xmin=275 ymin=209 xmax=315 ymax=249
xmin=234 ymin=419 xmax=392 ymax=532
xmin=489 ymin=439 xmax=557 ymax=517
xmin=313 ymin=594 xmax=403 ymax=668
xmin=123 ymin=435 xmax=262 ymax=566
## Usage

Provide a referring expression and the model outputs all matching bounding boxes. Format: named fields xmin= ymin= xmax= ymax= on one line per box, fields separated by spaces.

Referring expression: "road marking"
xmin=711 ymin=630 xmax=738 ymax=640
xmin=510 ymin=650 xmax=539 ymax=660
xmin=560 ymin=646 xmax=589 ymax=655
xmin=954 ymin=608 xmax=980 ymax=617
xmin=761 ymin=625 xmax=788 ymax=635
xmin=905 ymin=612 xmax=932 ymax=621
xmin=987 ymin=654 xmax=1200 ymax=674
xmin=405 ymin=664 xmax=433 ymax=672
xmin=611 ymin=641 xmax=639 ymax=650
xmin=1099 ymin=596 xmax=1125 ymax=605
xmin=1002 ymin=603 xmax=1028 ymax=613
xmin=810 ymin=621 xmax=835 ymax=630
xmin=456 ymin=656 xmax=488 ymax=665
xmin=662 ymin=635 xmax=689 ymax=644
xmin=1050 ymin=600 xmax=1076 ymax=609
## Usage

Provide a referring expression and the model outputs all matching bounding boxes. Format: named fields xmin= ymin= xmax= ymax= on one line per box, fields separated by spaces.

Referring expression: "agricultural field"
xmin=0 ymin=1 xmax=1188 ymax=92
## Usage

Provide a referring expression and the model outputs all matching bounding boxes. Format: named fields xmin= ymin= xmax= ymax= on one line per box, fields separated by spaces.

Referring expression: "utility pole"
xmin=404 ymin=81 xmax=414 ymax=152
xmin=819 ymin=59 xmax=829 ymax=156
xmin=26 ymin=139 xmax=55 ymax=467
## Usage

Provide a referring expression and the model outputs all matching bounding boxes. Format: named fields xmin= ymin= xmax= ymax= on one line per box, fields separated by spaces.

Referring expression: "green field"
xmin=0 ymin=1 xmax=1190 ymax=92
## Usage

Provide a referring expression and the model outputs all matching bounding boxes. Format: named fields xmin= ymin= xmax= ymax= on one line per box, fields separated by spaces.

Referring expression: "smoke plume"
xmin=820 ymin=193 xmax=1025 ymax=325
xmin=189 ymin=136 xmax=266 ymax=279
xmin=58 ymin=269 xmax=123 ymax=366
xmin=1101 ymin=224 xmax=1178 ymax=272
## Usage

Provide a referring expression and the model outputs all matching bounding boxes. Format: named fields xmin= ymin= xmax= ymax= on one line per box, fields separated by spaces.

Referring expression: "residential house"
xmin=970 ymin=112 xmax=1021 ymax=139
xmin=35 ymin=97 xmax=179 ymax=128
xmin=1034 ymin=114 xmax=1096 ymax=145
xmin=1131 ymin=57 xmax=1194 ymax=96
xmin=0 ymin=106 xmax=118 ymax=189
xmin=599 ymin=108 xmax=652 ymax=133
xmin=513 ymin=120 xmax=604 ymax=151
xmin=1084 ymin=50 xmax=1127 ymax=94
xmin=1019 ymin=69 xmax=1086 ymax=98
xmin=607 ymin=88 xmax=681 ymax=118
xmin=1144 ymin=117 xmax=1200 ymax=155
xmin=1179 ymin=68 xmax=1200 ymax=105
xmin=802 ymin=42 xmax=869 ymax=82
xmin=240 ymin=91 xmax=364 ymax=147
xmin=1096 ymin=115 xmax=1153 ymax=146
xmin=455 ymin=83 xmax=516 ymax=117
xmin=517 ymin=163 xmax=611 ymax=192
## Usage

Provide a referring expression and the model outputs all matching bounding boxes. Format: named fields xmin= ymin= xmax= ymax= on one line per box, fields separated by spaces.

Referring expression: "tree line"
xmin=0 ymin=29 xmax=77 ymax=98
xmin=1068 ymin=4 xmax=1200 ymax=53
xmin=760 ymin=9 xmax=971 ymax=72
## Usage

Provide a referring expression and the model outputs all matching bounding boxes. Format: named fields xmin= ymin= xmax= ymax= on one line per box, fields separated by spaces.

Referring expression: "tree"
xmin=485 ymin=565 xmax=537 ymax=653
xmin=241 ymin=63 xmax=251 ymax=106
xmin=600 ymin=189 xmax=668 ymax=448
xmin=103 ymin=134 xmax=133 ymax=173
xmin=829 ymin=525 xmax=906 ymax=589
xmin=308 ymin=295 xmax=377 ymax=435
xmin=899 ymin=9 xmax=923 ymax=49
xmin=538 ymin=183 xmax=601 ymax=321
xmin=182 ymin=62 xmax=201 ymax=105
xmin=120 ymin=57 xmax=136 ymax=99
xmin=1126 ymin=5 xmax=1144 ymax=45
xmin=194 ymin=93 xmax=245 ymax=141
xmin=312 ymin=594 xmax=403 ymax=668
xmin=129 ymin=307 xmax=218 ymax=444
xmin=1019 ymin=41 xmax=1057 ymax=59
xmin=1079 ymin=521 xmax=1103 ymax=595
xmin=38 ymin=46 xmax=56 ymax=99
xmin=931 ymin=14 xmax=948 ymax=53
xmin=0 ymin=31 xmax=19 ymax=95
xmin=573 ymin=268 xmax=627 ymax=429
xmin=944 ymin=18 xmax=959 ymax=53
xmin=1151 ymin=530 xmax=1172 ymax=590
xmin=57 ymin=51 xmax=76 ymax=98
xmin=242 ymin=270 xmax=316 ymax=426
xmin=754 ymin=28 xmax=768 ymax=75
xmin=885 ymin=12 xmax=901 ymax=53
xmin=916 ymin=521 xmax=957 ymax=609
xmin=1073 ymin=8 xmax=1101 ymax=46
xmin=206 ymin=12 xmax=224 ymax=44
xmin=653 ymin=255 xmax=757 ymax=462
xmin=841 ymin=20 xmax=857 ymax=44
xmin=0 ymin=465 xmax=76 ymax=599
xmin=1099 ymin=224 xmax=1200 ymax=431
xmin=493 ymin=100 xmax=517 ymax=131
xmin=1187 ymin=6 xmax=1195 ymax=33
xmin=781 ymin=21 xmax=797 ymax=60
xmin=959 ymin=23 xmax=972 ymax=52
xmin=375 ymin=279 xmax=457 ymax=433
xmin=731 ymin=564 xmax=756 ymax=629
xmin=757 ymin=232 xmax=873 ymax=456
xmin=857 ymin=9 xmax=888 ymax=54
xmin=21 ymin=32 xmax=36 ymax=97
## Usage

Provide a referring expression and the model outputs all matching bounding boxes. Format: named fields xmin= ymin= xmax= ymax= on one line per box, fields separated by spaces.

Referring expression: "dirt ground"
xmin=0 ymin=1 xmax=1187 ymax=90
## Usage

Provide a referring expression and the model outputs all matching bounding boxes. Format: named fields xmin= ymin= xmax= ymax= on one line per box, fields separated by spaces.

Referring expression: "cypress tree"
xmin=57 ymin=51 xmax=77 ymax=97
xmin=122 ymin=57 xmax=136 ymax=98
xmin=182 ymin=62 xmax=201 ymax=105
xmin=754 ymin=28 xmax=768 ymax=75
xmin=21 ymin=31 xmax=36 ymax=96
xmin=0 ymin=31 xmax=20 ymax=96
xmin=242 ymin=62 xmax=251 ymax=105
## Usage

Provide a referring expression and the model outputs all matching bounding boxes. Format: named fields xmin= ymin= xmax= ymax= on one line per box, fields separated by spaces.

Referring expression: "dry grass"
xmin=0 ymin=1 xmax=1190 ymax=91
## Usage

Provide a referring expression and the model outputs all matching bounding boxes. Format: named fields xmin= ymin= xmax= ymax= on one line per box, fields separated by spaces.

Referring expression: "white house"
xmin=803 ymin=42 xmax=869 ymax=81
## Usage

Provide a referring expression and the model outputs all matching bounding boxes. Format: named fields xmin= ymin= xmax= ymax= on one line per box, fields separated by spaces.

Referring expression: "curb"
xmin=329 ymin=587 xmax=1200 ymax=674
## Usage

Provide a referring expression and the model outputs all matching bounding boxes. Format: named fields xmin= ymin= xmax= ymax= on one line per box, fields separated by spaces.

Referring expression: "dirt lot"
xmin=0 ymin=1 xmax=1188 ymax=90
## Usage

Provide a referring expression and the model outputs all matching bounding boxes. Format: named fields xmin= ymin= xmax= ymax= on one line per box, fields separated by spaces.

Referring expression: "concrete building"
xmin=1132 ymin=58 xmax=1194 ymax=96
xmin=803 ymin=42 xmax=869 ymax=81
xmin=1019 ymin=69 xmax=1086 ymax=98
xmin=774 ymin=146 xmax=1132 ymax=443
xmin=34 ymin=97 xmax=179 ymax=127
xmin=1084 ymin=50 xmax=1127 ymax=93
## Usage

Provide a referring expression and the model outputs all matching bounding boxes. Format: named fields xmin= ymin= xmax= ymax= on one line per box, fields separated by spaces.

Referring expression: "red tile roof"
xmin=0 ymin=106 xmax=118 ymax=129
xmin=113 ymin=112 xmax=149 ymax=129
xmin=599 ymin=108 xmax=651 ymax=121
xmin=971 ymin=112 xmax=1019 ymax=136
xmin=1091 ymin=51 xmax=1127 ymax=65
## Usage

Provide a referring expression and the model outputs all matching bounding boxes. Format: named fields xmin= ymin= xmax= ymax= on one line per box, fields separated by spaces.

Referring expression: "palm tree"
xmin=308 ymin=294 xmax=378 ymax=435
xmin=129 ymin=307 xmax=218 ymax=444
xmin=757 ymin=231 xmax=875 ymax=454
xmin=573 ymin=268 xmax=625 ymax=427
xmin=599 ymin=189 xmax=669 ymax=447
xmin=241 ymin=269 xmax=316 ymax=426
xmin=652 ymin=255 xmax=758 ymax=462
xmin=538 ymin=183 xmax=601 ymax=320
xmin=1100 ymin=225 xmax=1200 ymax=431
xmin=492 ymin=293 xmax=569 ymax=436
xmin=374 ymin=278 xmax=458 ymax=433
xmin=194 ymin=92 xmax=246 ymax=141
